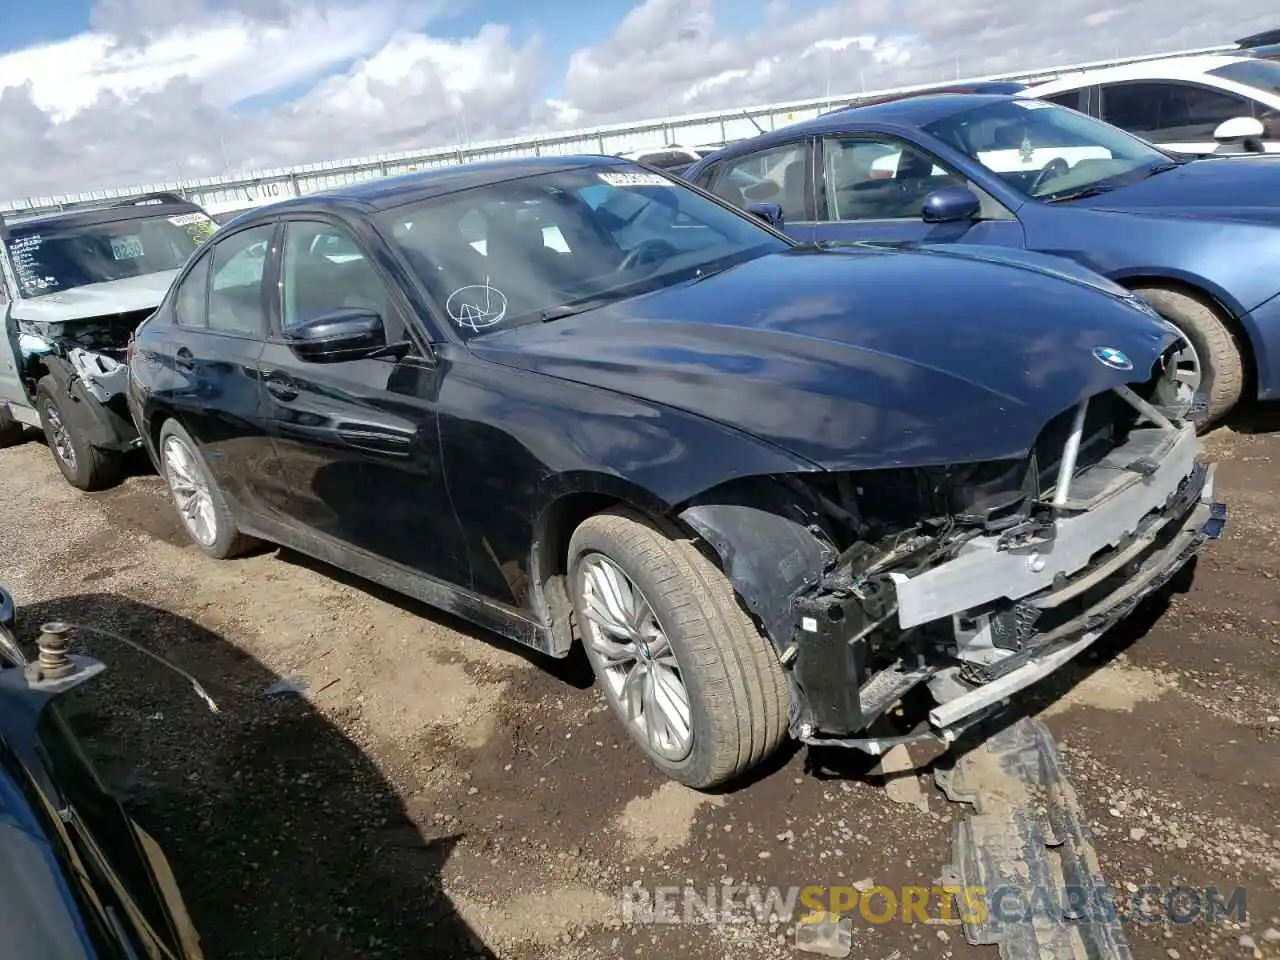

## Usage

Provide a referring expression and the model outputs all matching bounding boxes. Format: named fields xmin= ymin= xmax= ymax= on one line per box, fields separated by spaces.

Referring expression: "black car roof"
xmin=1237 ymin=26 xmax=1280 ymax=47
xmin=2 ymin=198 xmax=208 ymax=237
xmin=235 ymin=155 xmax=633 ymax=222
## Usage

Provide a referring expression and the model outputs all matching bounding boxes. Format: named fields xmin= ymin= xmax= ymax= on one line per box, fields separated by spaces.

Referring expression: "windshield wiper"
xmin=1045 ymin=183 xmax=1116 ymax=203
xmin=690 ymin=260 xmax=748 ymax=283
xmin=539 ymin=293 xmax=630 ymax=322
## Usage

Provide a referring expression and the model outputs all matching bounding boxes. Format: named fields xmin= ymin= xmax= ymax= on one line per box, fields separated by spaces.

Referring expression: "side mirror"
xmin=1213 ymin=116 xmax=1266 ymax=153
xmin=746 ymin=202 xmax=785 ymax=228
xmin=284 ymin=307 xmax=387 ymax=363
xmin=921 ymin=185 xmax=981 ymax=223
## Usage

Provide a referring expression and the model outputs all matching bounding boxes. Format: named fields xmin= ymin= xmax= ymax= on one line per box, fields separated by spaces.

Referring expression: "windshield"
xmin=376 ymin=164 xmax=787 ymax=337
xmin=7 ymin=210 xmax=217 ymax=298
xmin=922 ymin=99 xmax=1172 ymax=200
xmin=1208 ymin=58 xmax=1280 ymax=95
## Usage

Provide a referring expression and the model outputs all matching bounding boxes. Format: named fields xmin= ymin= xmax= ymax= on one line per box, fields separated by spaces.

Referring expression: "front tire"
xmin=1132 ymin=286 xmax=1245 ymax=429
xmin=568 ymin=507 xmax=790 ymax=789
xmin=157 ymin=419 xmax=257 ymax=559
xmin=34 ymin=377 xmax=124 ymax=491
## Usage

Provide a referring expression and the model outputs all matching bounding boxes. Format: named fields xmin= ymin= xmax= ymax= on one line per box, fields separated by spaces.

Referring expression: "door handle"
xmin=174 ymin=347 xmax=195 ymax=370
xmin=264 ymin=374 xmax=299 ymax=402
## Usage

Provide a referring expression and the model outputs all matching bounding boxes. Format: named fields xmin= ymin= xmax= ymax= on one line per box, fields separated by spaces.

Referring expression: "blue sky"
xmin=0 ymin=0 xmax=1275 ymax=198
xmin=0 ymin=0 xmax=92 ymax=48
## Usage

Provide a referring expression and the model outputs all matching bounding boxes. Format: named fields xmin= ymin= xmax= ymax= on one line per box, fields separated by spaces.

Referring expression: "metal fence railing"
xmin=0 ymin=41 xmax=1241 ymax=216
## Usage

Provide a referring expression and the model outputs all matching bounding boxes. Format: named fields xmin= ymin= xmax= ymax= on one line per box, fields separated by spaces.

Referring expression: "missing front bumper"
xmin=926 ymin=489 xmax=1224 ymax=730
xmin=795 ymin=418 xmax=1225 ymax=755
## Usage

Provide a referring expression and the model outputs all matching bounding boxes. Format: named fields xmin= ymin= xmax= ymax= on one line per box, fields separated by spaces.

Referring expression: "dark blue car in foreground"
xmin=683 ymin=93 xmax=1280 ymax=426
xmin=126 ymin=156 xmax=1223 ymax=788
xmin=0 ymin=588 xmax=204 ymax=959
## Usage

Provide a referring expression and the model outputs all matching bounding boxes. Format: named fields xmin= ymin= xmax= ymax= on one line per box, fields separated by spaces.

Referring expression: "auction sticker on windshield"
xmin=169 ymin=212 xmax=218 ymax=244
xmin=598 ymin=172 xmax=670 ymax=187
xmin=110 ymin=235 xmax=145 ymax=260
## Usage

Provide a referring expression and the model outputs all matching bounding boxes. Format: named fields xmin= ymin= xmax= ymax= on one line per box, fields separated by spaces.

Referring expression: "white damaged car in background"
xmin=0 ymin=193 xmax=218 ymax=490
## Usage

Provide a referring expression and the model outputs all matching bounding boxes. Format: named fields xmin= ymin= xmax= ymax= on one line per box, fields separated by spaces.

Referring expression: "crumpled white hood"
xmin=11 ymin=269 xmax=180 ymax=324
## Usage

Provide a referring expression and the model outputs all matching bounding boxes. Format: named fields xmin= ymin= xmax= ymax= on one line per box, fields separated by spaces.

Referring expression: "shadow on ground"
xmin=15 ymin=592 xmax=493 ymax=960
xmin=1224 ymin=398 xmax=1280 ymax=435
xmin=275 ymin=547 xmax=598 ymax=692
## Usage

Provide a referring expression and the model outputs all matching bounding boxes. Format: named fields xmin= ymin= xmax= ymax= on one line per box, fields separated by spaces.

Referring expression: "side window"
xmin=207 ymin=224 xmax=274 ymax=336
xmin=820 ymin=136 xmax=965 ymax=221
xmin=711 ymin=142 xmax=811 ymax=222
xmin=1256 ymin=104 xmax=1280 ymax=139
xmin=1101 ymin=82 xmax=1254 ymax=141
xmin=1174 ymin=85 xmax=1257 ymax=140
xmin=1043 ymin=90 xmax=1083 ymax=110
xmin=1100 ymin=82 xmax=1169 ymax=133
xmin=173 ymin=251 xmax=211 ymax=328
xmin=280 ymin=221 xmax=396 ymax=333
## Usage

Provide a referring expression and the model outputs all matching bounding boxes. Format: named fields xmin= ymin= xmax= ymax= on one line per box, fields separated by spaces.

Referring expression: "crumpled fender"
xmin=39 ymin=357 xmax=139 ymax=451
xmin=678 ymin=477 xmax=832 ymax=650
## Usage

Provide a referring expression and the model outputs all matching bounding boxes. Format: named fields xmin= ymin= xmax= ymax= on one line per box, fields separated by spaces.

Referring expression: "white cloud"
xmin=0 ymin=0 xmax=445 ymax=119
xmin=0 ymin=0 xmax=1278 ymax=199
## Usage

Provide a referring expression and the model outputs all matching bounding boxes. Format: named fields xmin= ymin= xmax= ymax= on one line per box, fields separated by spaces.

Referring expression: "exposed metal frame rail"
xmin=0 ymin=41 xmax=1239 ymax=217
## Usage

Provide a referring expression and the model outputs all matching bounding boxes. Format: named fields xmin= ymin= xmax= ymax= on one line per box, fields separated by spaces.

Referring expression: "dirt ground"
xmin=2 ymin=410 xmax=1279 ymax=960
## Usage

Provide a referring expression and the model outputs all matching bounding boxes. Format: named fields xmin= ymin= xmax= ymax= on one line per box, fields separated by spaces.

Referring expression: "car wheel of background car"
xmin=158 ymin=418 xmax=257 ymax=559
xmin=0 ymin=406 xmax=24 ymax=448
xmin=1132 ymin=286 xmax=1245 ymax=428
xmin=567 ymin=507 xmax=790 ymax=789
xmin=34 ymin=376 xmax=124 ymax=491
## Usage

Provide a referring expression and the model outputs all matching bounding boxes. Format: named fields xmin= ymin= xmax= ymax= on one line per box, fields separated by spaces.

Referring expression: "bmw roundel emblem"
xmin=1092 ymin=346 xmax=1133 ymax=371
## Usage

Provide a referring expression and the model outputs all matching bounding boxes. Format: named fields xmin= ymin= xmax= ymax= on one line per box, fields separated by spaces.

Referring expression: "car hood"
xmin=1076 ymin=156 xmax=1280 ymax=224
xmin=467 ymin=246 xmax=1179 ymax=471
xmin=11 ymin=270 xmax=179 ymax=324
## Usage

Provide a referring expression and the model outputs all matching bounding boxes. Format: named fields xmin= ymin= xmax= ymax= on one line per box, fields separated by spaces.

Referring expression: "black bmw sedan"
xmin=125 ymin=155 xmax=1222 ymax=788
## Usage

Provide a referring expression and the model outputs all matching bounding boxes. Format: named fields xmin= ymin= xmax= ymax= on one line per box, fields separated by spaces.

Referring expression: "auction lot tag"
xmin=111 ymin=235 xmax=145 ymax=260
xmin=168 ymin=213 xmax=211 ymax=226
xmin=599 ymin=172 xmax=670 ymax=187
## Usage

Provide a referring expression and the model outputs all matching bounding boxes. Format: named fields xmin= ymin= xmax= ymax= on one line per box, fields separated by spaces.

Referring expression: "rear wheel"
xmin=158 ymin=419 xmax=257 ymax=559
xmin=568 ymin=507 xmax=790 ymax=789
xmin=34 ymin=377 xmax=124 ymax=491
xmin=1131 ymin=286 xmax=1245 ymax=429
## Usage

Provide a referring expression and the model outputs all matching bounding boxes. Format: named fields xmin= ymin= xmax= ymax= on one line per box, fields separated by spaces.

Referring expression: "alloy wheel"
xmin=162 ymin=435 xmax=218 ymax=547
xmin=577 ymin=553 xmax=694 ymax=761
xmin=43 ymin=401 xmax=76 ymax=470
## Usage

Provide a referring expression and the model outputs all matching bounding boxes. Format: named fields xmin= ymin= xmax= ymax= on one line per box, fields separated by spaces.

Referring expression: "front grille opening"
xmin=1031 ymin=389 xmax=1137 ymax=499
xmin=1030 ymin=351 xmax=1179 ymax=502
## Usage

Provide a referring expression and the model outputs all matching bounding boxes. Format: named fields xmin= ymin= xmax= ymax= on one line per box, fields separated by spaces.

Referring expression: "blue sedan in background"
xmin=682 ymin=93 xmax=1280 ymax=426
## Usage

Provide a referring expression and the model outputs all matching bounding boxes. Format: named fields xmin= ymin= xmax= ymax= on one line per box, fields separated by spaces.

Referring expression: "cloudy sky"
xmin=0 ymin=0 xmax=1273 ymax=199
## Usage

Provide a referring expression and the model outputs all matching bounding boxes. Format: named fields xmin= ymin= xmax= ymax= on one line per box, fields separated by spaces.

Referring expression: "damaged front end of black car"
xmin=679 ymin=344 xmax=1227 ymax=755
xmin=0 ymin=586 xmax=204 ymax=960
